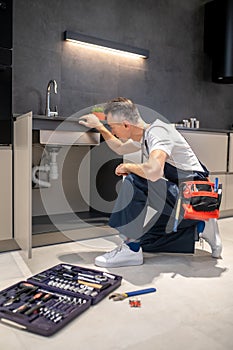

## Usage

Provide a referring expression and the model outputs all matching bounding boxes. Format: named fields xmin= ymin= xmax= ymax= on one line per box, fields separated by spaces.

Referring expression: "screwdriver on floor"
xmin=109 ymin=287 xmax=156 ymax=301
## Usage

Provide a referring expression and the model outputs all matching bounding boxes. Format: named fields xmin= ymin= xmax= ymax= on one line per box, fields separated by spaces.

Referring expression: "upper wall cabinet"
xmin=0 ymin=0 xmax=12 ymax=49
xmin=179 ymin=131 xmax=228 ymax=173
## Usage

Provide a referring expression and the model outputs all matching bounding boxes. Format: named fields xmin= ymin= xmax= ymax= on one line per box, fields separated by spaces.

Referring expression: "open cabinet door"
xmin=14 ymin=112 xmax=32 ymax=258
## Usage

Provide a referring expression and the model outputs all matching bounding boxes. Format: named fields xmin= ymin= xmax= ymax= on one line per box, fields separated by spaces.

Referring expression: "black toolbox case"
xmin=0 ymin=264 xmax=122 ymax=336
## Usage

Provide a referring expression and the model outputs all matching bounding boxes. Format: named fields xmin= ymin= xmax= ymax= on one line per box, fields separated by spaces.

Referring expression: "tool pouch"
xmin=181 ymin=180 xmax=222 ymax=220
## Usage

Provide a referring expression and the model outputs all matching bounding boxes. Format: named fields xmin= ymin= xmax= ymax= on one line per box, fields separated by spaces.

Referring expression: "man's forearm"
xmin=96 ymin=124 xmax=120 ymax=142
xmin=123 ymin=161 xmax=163 ymax=182
xmin=96 ymin=125 xmax=140 ymax=155
xmin=96 ymin=124 xmax=124 ymax=152
xmin=79 ymin=113 xmax=140 ymax=155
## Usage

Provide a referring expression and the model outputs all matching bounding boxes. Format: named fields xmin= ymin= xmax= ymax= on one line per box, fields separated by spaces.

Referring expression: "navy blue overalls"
xmin=109 ymin=139 xmax=209 ymax=253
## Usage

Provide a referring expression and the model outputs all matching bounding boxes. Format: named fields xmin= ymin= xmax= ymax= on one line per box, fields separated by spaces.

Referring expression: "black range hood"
xmin=204 ymin=0 xmax=233 ymax=84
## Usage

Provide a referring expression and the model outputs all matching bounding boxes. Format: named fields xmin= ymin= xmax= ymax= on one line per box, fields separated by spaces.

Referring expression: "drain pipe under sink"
xmin=32 ymin=146 xmax=60 ymax=187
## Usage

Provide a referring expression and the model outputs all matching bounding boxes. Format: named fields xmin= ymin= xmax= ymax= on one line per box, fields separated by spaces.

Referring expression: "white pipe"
xmin=32 ymin=164 xmax=51 ymax=188
xmin=32 ymin=147 xmax=60 ymax=188
xmin=49 ymin=150 xmax=59 ymax=180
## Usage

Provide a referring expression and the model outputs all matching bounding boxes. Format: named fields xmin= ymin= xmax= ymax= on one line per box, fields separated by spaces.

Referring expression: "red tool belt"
xmin=181 ymin=180 xmax=222 ymax=220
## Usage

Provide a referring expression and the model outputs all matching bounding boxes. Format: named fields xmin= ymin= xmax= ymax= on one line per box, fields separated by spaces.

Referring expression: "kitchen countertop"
xmin=15 ymin=114 xmax=233 ymax=133
xmin=14 ymin=114 xmax=101 ymax=132
xmin=176 ymin=126 xmax=233 ymax=133
xmin=33 ymin=115 xmax=232 ymax=133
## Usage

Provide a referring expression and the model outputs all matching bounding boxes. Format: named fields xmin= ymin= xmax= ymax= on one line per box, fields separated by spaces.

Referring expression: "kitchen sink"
xmin=34 ymin=114 xmax=67 ymax=121
xmin=33 ymin=114 xmax=101 ymax=145
xmin=40 ymin=129 xmax=100 ymax=146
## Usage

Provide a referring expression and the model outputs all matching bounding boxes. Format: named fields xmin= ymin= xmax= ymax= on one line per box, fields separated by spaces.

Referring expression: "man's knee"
xmin=124 ymin=174 xmax=147 ymax=188
xmin=125 ymin=173 xmax=139 ymax=183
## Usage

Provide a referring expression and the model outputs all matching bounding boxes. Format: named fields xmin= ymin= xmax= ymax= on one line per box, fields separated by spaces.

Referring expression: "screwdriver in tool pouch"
xmin=27 ymin=292 xmax=44 ymax=303
xmin=12 ymin=292 xmax=44 ymax=313
xmin=3 ymin=283 xmax=38 ymax=306
xmin=13 ymin=292 xmax=52 ymax=314
xmin=12 ymin=303 xmax=30 ymax=314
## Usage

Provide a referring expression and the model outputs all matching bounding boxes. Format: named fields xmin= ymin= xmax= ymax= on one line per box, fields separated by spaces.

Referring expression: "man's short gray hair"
xmin=104 ymin=97 xmax=141 ymax=124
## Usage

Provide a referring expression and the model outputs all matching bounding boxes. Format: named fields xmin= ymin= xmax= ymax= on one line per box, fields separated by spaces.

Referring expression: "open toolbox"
xmin=0 ymin=264 xmax=122 ymax=336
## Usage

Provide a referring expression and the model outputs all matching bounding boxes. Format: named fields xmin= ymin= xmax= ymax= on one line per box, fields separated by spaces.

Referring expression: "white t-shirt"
xmin=144 ymin=120 xmax=205 ymax=172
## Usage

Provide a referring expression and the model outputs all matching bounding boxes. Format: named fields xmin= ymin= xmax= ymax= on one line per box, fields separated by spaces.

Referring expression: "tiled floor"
xmin=0 ymin=218 xmax=233 ymax=350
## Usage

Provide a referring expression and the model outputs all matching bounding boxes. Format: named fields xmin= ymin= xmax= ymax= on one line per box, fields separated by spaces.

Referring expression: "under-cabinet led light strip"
xmin=64 ymin=31 xmax=149 ymax=59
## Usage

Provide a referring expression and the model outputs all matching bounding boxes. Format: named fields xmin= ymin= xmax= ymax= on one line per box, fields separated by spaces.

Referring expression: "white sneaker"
xmin=95 ymin=243 xmax=143 ymax=268
xmin=199 ymin=219 xmax=222 ymax=258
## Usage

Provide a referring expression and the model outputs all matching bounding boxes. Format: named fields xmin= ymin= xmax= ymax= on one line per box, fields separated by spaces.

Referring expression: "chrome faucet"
xmin=45 ymin=80 xmax=58 ymax=117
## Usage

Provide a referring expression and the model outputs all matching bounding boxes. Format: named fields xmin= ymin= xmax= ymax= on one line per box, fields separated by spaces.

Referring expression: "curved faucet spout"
xmin=45 ymin=79 xmax=58 ymax=117
xmin=47 ymin=79 xmax=57 ymax=94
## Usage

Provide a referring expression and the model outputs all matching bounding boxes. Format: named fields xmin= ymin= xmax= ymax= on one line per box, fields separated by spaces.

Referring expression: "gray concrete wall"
xmin=13 ymin=0 xmax=233 ymax=129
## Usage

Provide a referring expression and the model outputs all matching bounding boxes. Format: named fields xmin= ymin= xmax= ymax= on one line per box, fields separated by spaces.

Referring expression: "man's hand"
xmin=115 ymin=163 xmax=130 ymax=176
xmin=79 ymin=114 xmax=103 ymax=129
xmin=115 ymin=149 xmax=167 ymax=181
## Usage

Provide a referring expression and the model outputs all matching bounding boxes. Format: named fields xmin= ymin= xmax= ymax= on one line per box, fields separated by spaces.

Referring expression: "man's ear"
xmin=123 ymin=120 xmax=130 ymax=128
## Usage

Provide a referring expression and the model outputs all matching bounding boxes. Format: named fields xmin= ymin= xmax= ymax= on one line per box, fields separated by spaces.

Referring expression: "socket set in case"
xmin=0 ymin=264 xmax=122 ymax=336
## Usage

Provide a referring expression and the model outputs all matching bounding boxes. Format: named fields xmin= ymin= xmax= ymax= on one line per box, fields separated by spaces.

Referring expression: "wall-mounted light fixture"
xmin=64 ymin=31 xmax=149 ymax=59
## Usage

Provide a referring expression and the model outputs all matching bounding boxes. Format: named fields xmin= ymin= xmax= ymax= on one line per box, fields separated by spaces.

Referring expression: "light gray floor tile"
xmin=0 ymin=217 xmax=232 ymax=350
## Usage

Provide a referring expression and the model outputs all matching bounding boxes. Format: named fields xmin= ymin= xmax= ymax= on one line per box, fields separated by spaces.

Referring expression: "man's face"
xmin=106 ymin=112 xmax=130 ymax=140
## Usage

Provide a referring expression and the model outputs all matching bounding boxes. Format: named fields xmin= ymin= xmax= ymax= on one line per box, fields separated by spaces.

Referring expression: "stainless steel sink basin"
xmin=33 ymin=114 xmax=87 ymax=122
xmin=40 ymin=129 xmax=100 ymax=145
xmin=33 ymin=114 xmax=67 ymax=121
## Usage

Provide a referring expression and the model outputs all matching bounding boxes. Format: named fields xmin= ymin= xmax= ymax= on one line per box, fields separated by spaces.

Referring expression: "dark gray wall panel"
xmin=13 ymin=0 xmax=233 ymax=129
xmin=13 ymin=45 xmax=61 ymax=115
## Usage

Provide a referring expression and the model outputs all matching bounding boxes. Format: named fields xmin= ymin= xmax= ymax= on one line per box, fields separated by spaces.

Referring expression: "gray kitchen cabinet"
xmin=179 ymin=130 xmax=228 ymax=173
xmin=229 ymin=133 xmax=233 ymax=173
xmin=13 ymin=112 xmax=101 ymax=258
xmin=225 ymin=174 xmax=233 ymax=210
xmin=0 ymin=146 xmax=12 ymax=240
xmin=180 ymin=130 xmax=232 ymax=216
xmin=14 ymin=112 xmax=32 ymax=258
xmin=225 ymin=133 xmax=233 ymax=212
